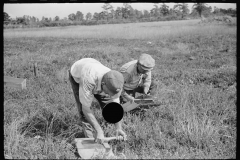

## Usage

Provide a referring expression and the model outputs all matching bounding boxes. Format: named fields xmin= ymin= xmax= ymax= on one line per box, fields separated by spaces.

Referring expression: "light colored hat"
xmin=102 ymin=70 xmax=124 ymax=94
xmin=138 ymin=54 xmax=155 ymax=70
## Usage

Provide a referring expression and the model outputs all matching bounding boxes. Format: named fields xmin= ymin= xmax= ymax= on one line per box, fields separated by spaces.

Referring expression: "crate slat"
xmin=4 ymin=76 xmax=26 ymax=89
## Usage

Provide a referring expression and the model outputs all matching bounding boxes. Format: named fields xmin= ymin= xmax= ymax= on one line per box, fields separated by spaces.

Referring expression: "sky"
xmin=4 ymin=3 xmax=237 ymax=20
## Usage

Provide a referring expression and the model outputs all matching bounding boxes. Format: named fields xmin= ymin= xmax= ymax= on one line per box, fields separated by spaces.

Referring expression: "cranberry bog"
xmin=4 ymin=19 xmax=236 ymax=159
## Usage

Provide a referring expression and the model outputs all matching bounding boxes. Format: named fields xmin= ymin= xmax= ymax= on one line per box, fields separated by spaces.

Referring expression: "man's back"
xmin=70 ymin=58 xmax=110 ymax=84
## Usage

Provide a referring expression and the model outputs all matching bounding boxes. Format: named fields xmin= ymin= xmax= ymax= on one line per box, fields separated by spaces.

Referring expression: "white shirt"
xmin=70 ymin=58 xmax=120 ymax=108
xmin=120 ymin=60 xmax=151 ymax=91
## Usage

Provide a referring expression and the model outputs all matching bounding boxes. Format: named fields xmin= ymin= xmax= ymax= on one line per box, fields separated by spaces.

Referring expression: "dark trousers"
xmin=120 ymin=79 xmax=158 ymax=104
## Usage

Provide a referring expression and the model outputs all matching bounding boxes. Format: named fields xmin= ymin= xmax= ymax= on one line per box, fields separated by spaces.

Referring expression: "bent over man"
xmin=120 ymin=53 xmax=158 ymax=104
xmin=69 ymin=58 xmax=126 ymax=143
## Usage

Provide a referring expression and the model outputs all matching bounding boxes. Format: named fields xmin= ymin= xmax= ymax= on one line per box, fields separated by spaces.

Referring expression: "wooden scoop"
xmin=75 ymin=137 xmax=120 ymax=159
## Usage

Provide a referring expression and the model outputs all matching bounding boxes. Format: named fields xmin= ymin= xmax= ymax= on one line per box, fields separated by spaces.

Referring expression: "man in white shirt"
xmin=69 ymin=58 xmax=126 ymax=143
xmin=120 ymin=53 xmax=157 ymax=104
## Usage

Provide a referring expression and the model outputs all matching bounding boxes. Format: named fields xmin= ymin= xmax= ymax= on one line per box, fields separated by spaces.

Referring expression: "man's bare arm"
xmin=115 ymin=120 xmax=122 ymax=130
xmin=82 ymin=106 xmax=104 ymax=137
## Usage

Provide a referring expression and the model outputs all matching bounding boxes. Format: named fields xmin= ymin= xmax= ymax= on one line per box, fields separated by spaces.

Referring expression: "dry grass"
xmin=4 ymin=19 xmax=236 ymax=159
xmin=4 ymin=19 xmax=236 ymax=40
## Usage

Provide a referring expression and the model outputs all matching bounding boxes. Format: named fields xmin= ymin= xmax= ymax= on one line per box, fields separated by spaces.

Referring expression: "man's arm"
xmin=142 ymin=71 xmax=151 ymax=93
xmin=115 ymin=120 xmax=122 ymax=130
xmin=121 ymin=72 xmax=135 ymax=102
xmin=114 ymin=119 xmax=127 ymax=140
xmin=121 ymin=90 xmax=135 ymax=102
xmin=82 ymin=106 xmax=104 ymax=136
xmin=79 ymin=80 xmax=104 ymax=138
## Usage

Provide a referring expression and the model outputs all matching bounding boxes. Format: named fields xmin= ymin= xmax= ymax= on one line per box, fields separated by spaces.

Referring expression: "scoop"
xmin=75 ymin=137 xmax=119 ymax=159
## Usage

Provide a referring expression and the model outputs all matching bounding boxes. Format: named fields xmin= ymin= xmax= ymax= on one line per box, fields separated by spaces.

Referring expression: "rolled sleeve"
xmin=79 ymin=87 xmax=94 ymax=108
xmin=79 ymin=79 xmax=95 ymax=108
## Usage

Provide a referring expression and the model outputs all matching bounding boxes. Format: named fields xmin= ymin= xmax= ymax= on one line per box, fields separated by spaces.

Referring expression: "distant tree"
xmin=218 ymin=8 xmax=235 ymax=15
xmin=135 ymin=9 xmax=143 ymax=19
xmin=44 ymin=17 xmax=50 ymax=22
xmin=219 ymin=8 xmax=227 ymax=14
xmin=143 ymin=10 xmax=150 ymax=19
xmin=173 ymin=3 xmax=189 ymax=18
xmin=126 ymin=4 xmax=136 ymax=20
xmin=151 ymin=3 xmax=160 ymax=18
xmin=134 ymin=9 xmax=139 ymax=19
xmin=16 ymin=17 xmax=27 ymax=25
xmin=41 ymin=16 xmax=45 ymax=22
xmin=23 ymin=15 xmax=30 ymax=24
xmin=115 ymin=7 xmax=122 ymax=19
xmin=189 ymin=8 xmax=199 ymax=17
xmin=68 ymin=13 xmax=76 ymax=21
xmin=98 ymin=11 xmax=108 ymax=20
xmin=54 ymin=16 xmax=60 ymax=21
xmin=227 ymin=8 xmax=236 ymax=16
xmin=168 ymin=8 xmax=176 ymax=16
xmin=10 ymin=19 xmax=17 ymax=25
xmin=102 ymin=3 xmax=113 ymax=21
xmin=30 ymin=16 xmax=36 ymax=23
xmin=192 ymin=3 xmax=208 ymax=20
xmin=159 ymin=3 xmax=169 ymax=16
xmin=228 ymin=8 xmax=236 ymax=15
xmin=86 ymin=12 xmax=92 ymax=21
xmin=213 ymin=6 xmax=221 ymax=15
xmin=76 ymin=11 xmax=84 ymax=21
xmin=227 ymin=8 xmax=234 ymax=14
xmin=122 ymin=3 xmax=131 ymax=19
xmin=202 ymin=6 xmax=212 ymax=17
xmin=4 ymin=12 xmax=11 ymax=22
xmin=4 ymin=12 xmax=11 ymax=25
xmin=110 ymin=9 xmax=115 ymax=19
xmin=121 ymin=8 xmax=128 ymax=19
xmin=93 ymin=12 xmax=99 ymax=20
xmin=182 ymin=4 xmax=190 ymax=18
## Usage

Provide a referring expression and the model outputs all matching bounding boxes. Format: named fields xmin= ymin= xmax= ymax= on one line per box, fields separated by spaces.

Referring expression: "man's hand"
xmin=94 ymin=131 xmax=105 ymax=144
xmin=143 ymin=87 xmax=149 ymax=95
xmin=127 ymin=96 xmax=135 ymax=104
xmin=115 ymin=129 xmax=127 ymax=141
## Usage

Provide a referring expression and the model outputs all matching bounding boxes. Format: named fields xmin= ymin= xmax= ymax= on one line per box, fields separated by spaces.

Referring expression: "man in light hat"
xmin=120 ymin=53 xmax=158 ymax=105
xmin=69 ymin=58 xmax=127 ymax=143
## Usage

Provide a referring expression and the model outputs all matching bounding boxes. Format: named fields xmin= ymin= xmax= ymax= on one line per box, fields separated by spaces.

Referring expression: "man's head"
xmin=101 ymin=70 xmax=124 ymax=98
xmin=137 ymin=53 xmax=155 ymax=74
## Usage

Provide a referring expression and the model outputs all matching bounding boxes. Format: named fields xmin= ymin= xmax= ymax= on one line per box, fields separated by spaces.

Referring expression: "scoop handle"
xmin=103 ymin=136 xmax=118 ymax=142
xmin=102 ymin=136 xmax=126 ymax=142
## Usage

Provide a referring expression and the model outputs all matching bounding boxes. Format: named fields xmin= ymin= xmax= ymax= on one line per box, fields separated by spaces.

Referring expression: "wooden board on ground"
xmin=122 ymin=98 xmax=154 ymax=112
xmin=122 ymin=101 xmax=139 ymax=112
xmin=4 ymin=76 xmax=26 ymax=89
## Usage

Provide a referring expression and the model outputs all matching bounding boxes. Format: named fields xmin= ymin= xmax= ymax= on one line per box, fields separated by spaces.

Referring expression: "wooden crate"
xmin=4 ymin=76 xmax=26 ymax=90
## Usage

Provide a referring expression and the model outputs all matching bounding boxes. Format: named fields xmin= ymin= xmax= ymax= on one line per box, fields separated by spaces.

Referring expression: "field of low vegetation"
xmin=4 ymin=18 xmax=236 ymax=159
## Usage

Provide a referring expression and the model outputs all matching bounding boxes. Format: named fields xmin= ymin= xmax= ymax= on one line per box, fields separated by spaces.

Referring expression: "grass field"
xmin=4 ymin=19 xmax=236 ymax=159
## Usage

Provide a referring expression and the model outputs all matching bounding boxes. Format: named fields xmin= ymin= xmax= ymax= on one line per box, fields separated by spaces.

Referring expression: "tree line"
xmin=4 ymin=3 xmax=237 ymax=29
